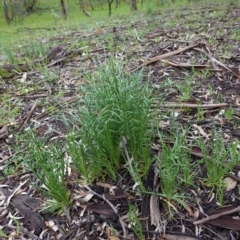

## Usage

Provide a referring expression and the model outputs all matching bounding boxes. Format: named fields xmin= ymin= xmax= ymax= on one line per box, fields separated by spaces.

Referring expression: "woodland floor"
xmin=0 ymin=2 xmax=240 ymax=240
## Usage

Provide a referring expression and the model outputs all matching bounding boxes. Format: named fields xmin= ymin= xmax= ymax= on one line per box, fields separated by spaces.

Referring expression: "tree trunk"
xmin=130 ymin=0 xmax=137 ymax=11
xmin=24 ymin=0 xmax=38 ymax=11
xmin=88 ymin=0 xmax=94 ymax=10
xmin=80 ymin=0 xmax=91 ymax=17
xmin=107 ymin=0 xmax=114 ymax=16
xmin=60 ymin=0 xmax=67 ymax=20
xmin=2 ymin=0 xmax=11 ymax=25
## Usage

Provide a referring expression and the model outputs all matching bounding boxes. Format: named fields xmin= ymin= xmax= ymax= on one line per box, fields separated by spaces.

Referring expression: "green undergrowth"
xmin=0 ymin=0 xmax=157 ymax=48
xmin=0 ymin=94 xmax=22 ymax=125
xmin=66 ymin=61 xmax=159 ymax=183
xmin=20 ymin=60 xmax=240 ymax=215
xmin=22 ymin=60 xmax=161 ymax=212
xmin=1 ymin=0 xmax=240 ymax=219
xmin=0 ymin=0 xmax=234 ymax=51
xmin=24 ymin=132 xmax=71 ymax=213
xmin=198 ymin=131 xmax=240 ymax=205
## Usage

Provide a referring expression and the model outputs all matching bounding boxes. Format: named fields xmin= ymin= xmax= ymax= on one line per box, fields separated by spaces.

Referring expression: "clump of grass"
xmin=39 ymin=66 xmax=59 ymax=83
xmin=155 ymin=127 xmax=195 ymax=217
xmin=0 ymin=229 xmax=7 ymax=238
xmin=25 ymin=132 xmax=71 ymax=214
xmin=22 ymin=41 xmax=49 ymax=60
xmin=224 ymin=106 xmax=235 ymax=120
xmin=2 ymin=47 xmax=18 ymax=64
xmin=67 ymin=60 xmax=159 ymax=183
xmin=199 ymin=130 xmax=240 ymax=205
xmin=175 ymin=73 xmax=195 ymax=101
xmin=128 ymin=203 xmax=144 ymax=240
xmin=146 ymin=1 xmax=154 ymax=14
xmin=0 ymin=94 xmax=22 ymax=125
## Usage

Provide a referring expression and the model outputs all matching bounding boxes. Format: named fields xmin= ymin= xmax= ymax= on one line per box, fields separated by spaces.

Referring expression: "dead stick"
xmin=130 ymin=43 xmax=200 ymax=72
xmin=147 ymin=43 xmax=200 ymax=63
xmin=194 ymin=206 xmax=240 ymax=225
xmin=160 ymin=102 xmax=229 ymax=109
xmin=194 ymin=46 xmax=223 ymax=80
xmin=194 ymin=47 xmax=220 ymax=71
xmin=18 ymin=99 xmax=39 ymax=132
xmin=23 ymin=94 xmax=48 ymax=99
xmin=161 ymin=59 xmax=212 ymax=68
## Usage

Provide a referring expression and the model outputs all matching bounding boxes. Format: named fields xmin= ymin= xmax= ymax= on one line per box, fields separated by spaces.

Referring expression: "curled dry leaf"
xmin=19 ymin=72 xmax=27 ymax=83
xmin=87 ymin=203 xmax=116 ymax=218
xmin=105 ymin=226 xmax=120 ymax=240
xmin=194 ymin=205 xmax=240 ymax=225
xmin=192 ymin=124 xmax=210 ymax=140
xmin=0 ymin=188 xmax=44 ymax=231
xmin=45 ymin=220 xmax=55 ymax=228
xmin=208 ymin=216 xmax=240 ymax=231
xmin=223 ymin=177 xmax=237 ymax=191
xmin=189 ymin=146 xmax=203 ymax=158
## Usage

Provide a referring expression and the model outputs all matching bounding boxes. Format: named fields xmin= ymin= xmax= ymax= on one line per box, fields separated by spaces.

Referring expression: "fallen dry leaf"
xmin=0 ymin=188 xmax=44 ymax=231
xmin=87 ymin=203 xmax=116 ymax=218
xmin=223 ymin=177 xmax=237 ymax=191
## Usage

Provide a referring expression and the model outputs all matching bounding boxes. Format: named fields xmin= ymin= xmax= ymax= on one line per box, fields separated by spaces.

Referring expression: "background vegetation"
xmin=0 ymin=0 xmax=207 ymax=47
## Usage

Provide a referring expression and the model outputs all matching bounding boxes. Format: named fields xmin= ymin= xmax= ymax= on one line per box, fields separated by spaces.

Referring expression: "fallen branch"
xmin=160 ymin=102 xmax=229 ymax=109
xmin=159 ymin=59 xmax=217 ymax=70
xmin=18 ymin=99 xmax=39 ymax=132
xmin=194 ymin=47 xmax=220 ymax=71
xmin=194 ymin=46 xmax=240 ymax=79
xmin=194 ymin=206 xmax=240 ymax=225
xmin=129 ymin=43 xmax=200 ymax=72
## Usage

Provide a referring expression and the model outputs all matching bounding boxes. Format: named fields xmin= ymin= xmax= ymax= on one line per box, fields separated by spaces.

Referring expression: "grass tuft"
xmin=25 ymin=132 xmax=71 ymax=213
xmin=67 ymin=60 xmax=159 ymax=183
xmin=199 ymin=130 xmax=240 ymax=205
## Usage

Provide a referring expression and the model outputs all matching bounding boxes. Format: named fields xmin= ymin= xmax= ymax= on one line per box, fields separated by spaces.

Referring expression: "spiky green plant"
xmin=155 ymin=127 xmax=195 ymax=217
xmin=128 ymin=203 xmax=144 ymax=240
xmin=66 ymin=60 xmax=159 ymax=183
xmin=199 ymin=130 xmax=240 ymax=205
xmin=25 ymin=132 xmax=71 ymax=213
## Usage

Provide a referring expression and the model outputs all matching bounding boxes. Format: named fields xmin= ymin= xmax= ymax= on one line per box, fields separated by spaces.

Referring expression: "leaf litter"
xmin=0 ymin=2 xmax=240 ymax=239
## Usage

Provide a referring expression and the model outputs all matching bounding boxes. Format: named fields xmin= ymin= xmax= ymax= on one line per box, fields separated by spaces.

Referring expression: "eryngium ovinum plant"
xmin=25 ymin=132 xmax=71 ymax=213
xmin=67 ymin=61 xmax=160 ymax=187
